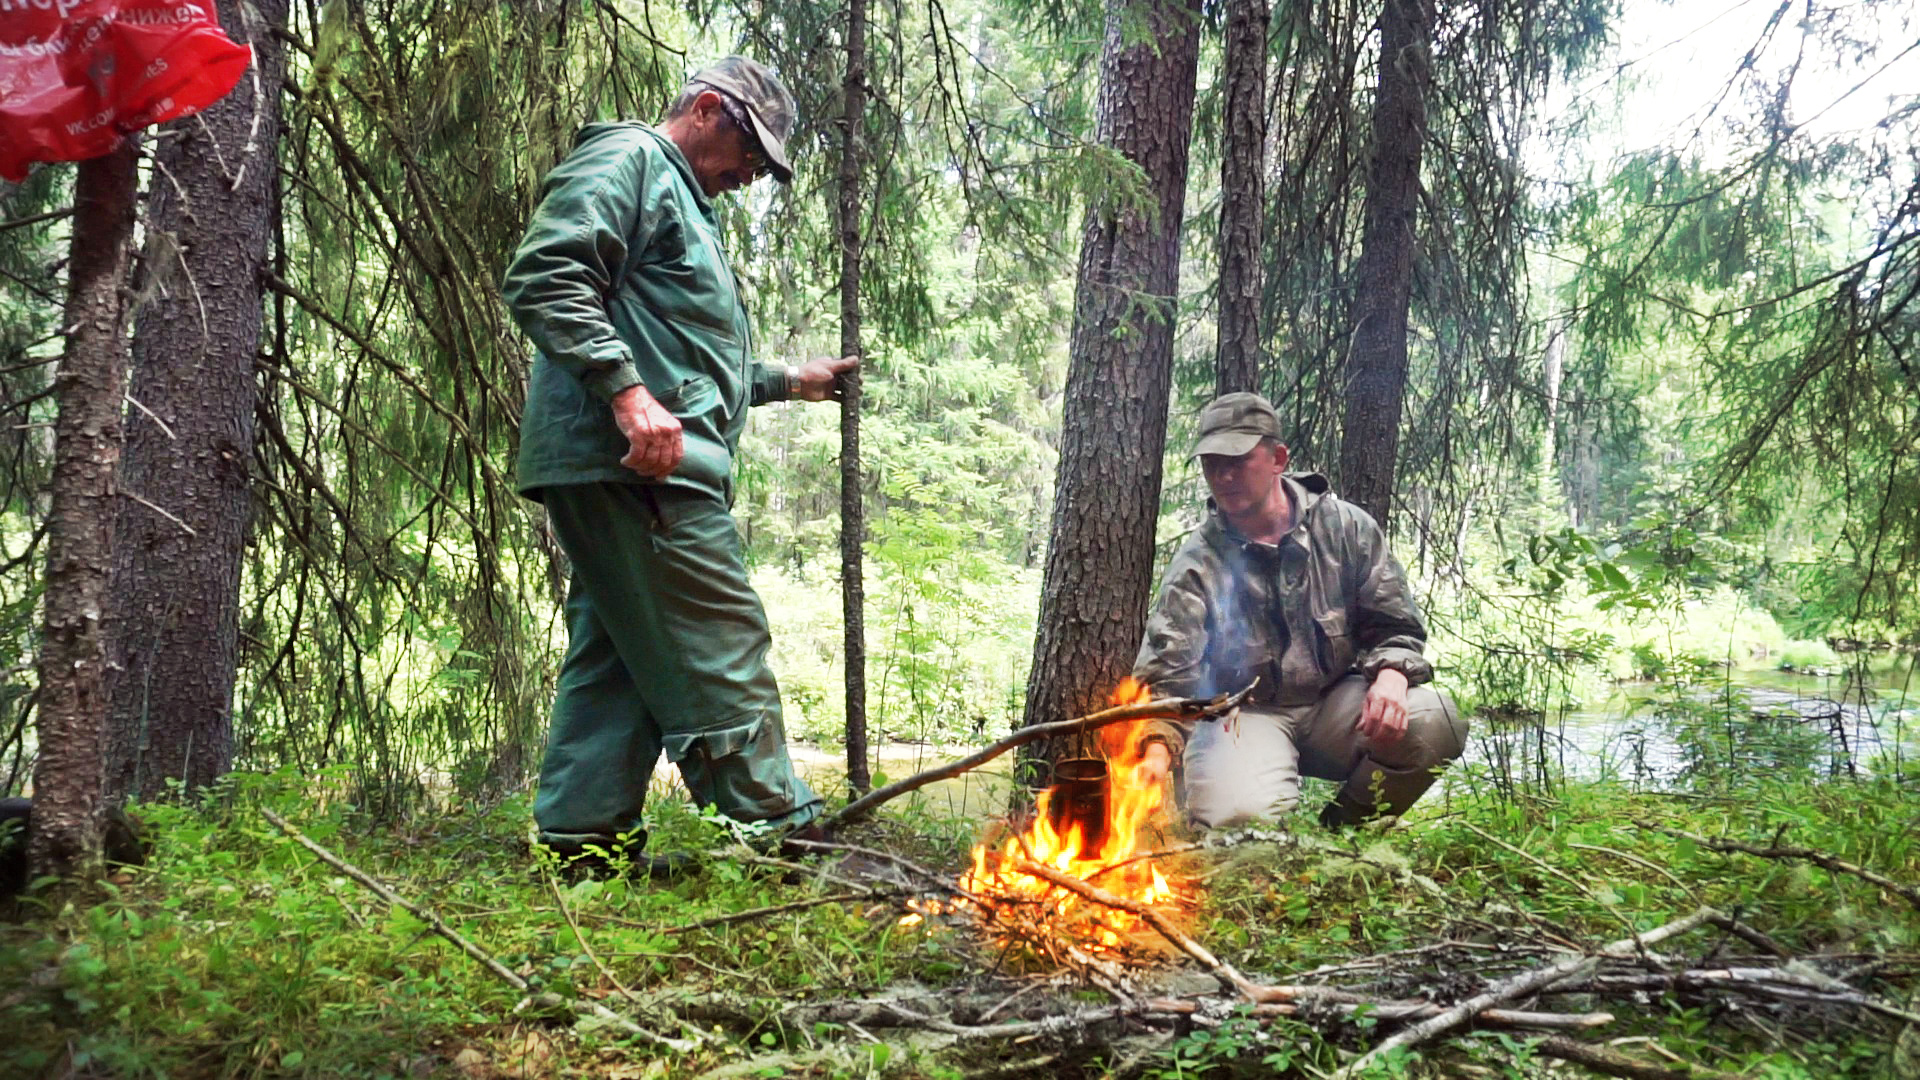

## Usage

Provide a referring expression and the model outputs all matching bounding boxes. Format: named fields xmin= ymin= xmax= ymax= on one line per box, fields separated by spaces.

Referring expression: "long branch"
xmin=820 ymin=683 xmax=1255 ymax=829
xmin=262 ymin=808 xmax=701 ymax=1052
xmin=1644 ymin=823 xmax=1920 ymax=912
xmin=1332 ymin=907 xmax=1721 ymax=1079
xmin=1009 ymin=855 xmax=1264 ymax=1000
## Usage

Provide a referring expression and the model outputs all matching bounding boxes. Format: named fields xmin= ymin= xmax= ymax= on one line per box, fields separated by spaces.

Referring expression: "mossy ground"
xmin=2 ymin=766 xmax=1914 ymax=1079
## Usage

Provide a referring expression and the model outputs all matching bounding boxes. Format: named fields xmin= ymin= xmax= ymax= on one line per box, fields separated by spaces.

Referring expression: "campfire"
xmin=946 ymin=678 xmax=1188 ymax=949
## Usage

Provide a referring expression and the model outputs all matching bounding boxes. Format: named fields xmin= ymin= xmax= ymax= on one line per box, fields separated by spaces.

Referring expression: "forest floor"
xmin=2 ymin=764 xmax=1917 ymax=1080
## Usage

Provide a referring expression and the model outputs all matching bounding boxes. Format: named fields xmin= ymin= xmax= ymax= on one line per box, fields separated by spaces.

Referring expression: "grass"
xmin=2 ymin=765 xmax=1915 ymax=1079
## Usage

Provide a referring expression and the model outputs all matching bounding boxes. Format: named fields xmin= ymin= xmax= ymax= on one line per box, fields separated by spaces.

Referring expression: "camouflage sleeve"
xmin=1131 ymin=541 xmax=1214 ymax=761
xmin=1346 ymin=506 xmax=1434 ymax=686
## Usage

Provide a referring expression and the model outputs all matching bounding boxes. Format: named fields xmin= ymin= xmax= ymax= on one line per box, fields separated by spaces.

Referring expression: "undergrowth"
xmin=1 ymin=767 xmax=1915 ymax=1078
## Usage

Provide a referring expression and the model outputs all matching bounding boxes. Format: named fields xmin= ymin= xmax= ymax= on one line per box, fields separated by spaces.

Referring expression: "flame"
xmin=954 ymin=680 xmax=1185 ymax=949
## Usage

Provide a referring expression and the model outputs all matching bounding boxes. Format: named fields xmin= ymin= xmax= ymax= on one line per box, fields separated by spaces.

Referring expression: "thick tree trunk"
xmin=29 ymin=140 xmax=140 ymax=881
xmin=105 ymin=0 xmax=286 ymax=800
xmin=1021 ymin=0 xmax=1201 ymax=751
xmin=1216 ymin=0 xmax=1269 ymax=398
xmin=838 ymin=0 xmax=871 ymax=795
xmin=1337 ymin=0 xmax=1432 ymax=530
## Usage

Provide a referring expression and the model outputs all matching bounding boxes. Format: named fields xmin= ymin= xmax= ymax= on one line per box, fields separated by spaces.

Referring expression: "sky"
xmin=1544 ymin=0 xmax=1920 ymax=169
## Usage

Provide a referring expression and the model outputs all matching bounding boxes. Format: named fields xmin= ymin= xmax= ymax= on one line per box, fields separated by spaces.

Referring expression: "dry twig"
xmin=1641 ymin=823 xmax=1920 ymax=912
xmin=262 ymin=808 xmax=702 ymax=1053
xmin=820 ymin=682 xmax=1256 ymax=829
xmin=1331 ymin=907 xmax=1721 ymax=1079
xmin=1534 ymin=1035 xmax=1740 ymax=1080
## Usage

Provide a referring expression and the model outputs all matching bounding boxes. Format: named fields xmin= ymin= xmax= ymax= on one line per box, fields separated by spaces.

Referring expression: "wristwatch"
xmin=786 ymin=364 xmax=801 ymax=398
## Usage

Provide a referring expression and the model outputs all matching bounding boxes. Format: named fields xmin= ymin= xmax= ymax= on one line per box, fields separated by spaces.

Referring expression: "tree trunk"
xmin=1216 ymin=0 xmax=1269 ymax=398
xmin=838 ymin=0 xmax=871 ymax=795
xmin=105 ymin=0 xmax=287 ymax=800
xmin=29 ymin=139 xmax=140 ymax=881
xmin=1021 ymin=0 xmax=1201 ymax=754
xmin=1337 ymin=0 xmax=1432 ymax=531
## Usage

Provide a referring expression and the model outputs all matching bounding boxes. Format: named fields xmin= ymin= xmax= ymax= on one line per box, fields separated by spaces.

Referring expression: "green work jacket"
xmin=1133 ymin=473 xmax=1435 ymax=759
xmin=502 ymin=122 xmax=791 ymax=502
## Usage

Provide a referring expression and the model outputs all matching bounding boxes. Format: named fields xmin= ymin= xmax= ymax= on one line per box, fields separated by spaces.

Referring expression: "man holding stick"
xmin=502 ymin=58 xmax=854 ymax=865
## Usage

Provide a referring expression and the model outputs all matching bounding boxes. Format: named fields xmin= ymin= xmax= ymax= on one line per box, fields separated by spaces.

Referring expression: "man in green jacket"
xmin=1131 ymin=393 xmax=1467 ymax=828
xmin=501 ymin=57 xmax=855 ymax=862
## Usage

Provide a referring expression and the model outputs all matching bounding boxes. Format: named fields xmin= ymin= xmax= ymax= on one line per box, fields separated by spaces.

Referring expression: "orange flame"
xmin=953 ymin=679 xmax=1184 ymax=948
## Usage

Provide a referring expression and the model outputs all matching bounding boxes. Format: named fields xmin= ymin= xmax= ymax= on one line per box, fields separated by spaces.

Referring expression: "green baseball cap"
xmin=1193 ymin=392 xmax=1283 ymax=458
xmin=688 ymin=56 xmax=796 ymax=185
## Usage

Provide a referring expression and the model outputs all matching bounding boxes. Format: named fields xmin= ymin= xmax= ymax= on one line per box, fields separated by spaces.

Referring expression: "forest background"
xmin=0 ymin=0 xmax=1918 ymax=1073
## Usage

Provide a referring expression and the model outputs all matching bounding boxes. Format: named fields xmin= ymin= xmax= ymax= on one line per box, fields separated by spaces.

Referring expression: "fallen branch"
xmin=1534 ymin=1035 xmax=1740 ymax=1080
xmin=1331 ymin=906 xmax=1721 ymax=1079
xmin=819 ymin=682 xmax=1256 ymax=829
xmin=261 ymin=808 xmax=702 ymax=1053
xmin=1007 ymin=854 xmax=1265 ymax=1000
xmin=659 ymin=888 xmax=906 ymax=934
xmin=1642 ymin=824 xmax=1920 ymax=912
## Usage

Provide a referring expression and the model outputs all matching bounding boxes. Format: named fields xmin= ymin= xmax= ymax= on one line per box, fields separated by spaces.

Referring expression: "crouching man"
xmin=1131 ymin=393 xmax=1467 ymax=828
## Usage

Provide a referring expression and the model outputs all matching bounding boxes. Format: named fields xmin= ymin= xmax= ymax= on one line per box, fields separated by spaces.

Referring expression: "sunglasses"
xmin=710 ymin=91 xmax=771 ymax=181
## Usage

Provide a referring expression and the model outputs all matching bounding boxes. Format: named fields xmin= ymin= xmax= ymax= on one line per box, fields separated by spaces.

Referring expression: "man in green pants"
xmin=502 ymin=57 xmax=855 ymax=864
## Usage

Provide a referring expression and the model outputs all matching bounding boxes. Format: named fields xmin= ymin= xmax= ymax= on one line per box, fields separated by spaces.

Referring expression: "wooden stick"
xmin=1008 ymin=854 xmax=1265 ymax=1001
xmin=1331 ymin=907 xmax=1721 ymax=1079
xmin=1643 ymin=823 xmax=1920 ymax=912
xmin=1534 ymin=1035 xmax=1740 ymax=1080
xmin=659 ymin=889 xmax=905 ymax=934
xmin=1139 ymin=998 xmax=1613 ymax=1030
xmin=818 ymin=682 xmax=1255 ymax=829
xmin=262 ymin=808 xmax=702 ymax=1053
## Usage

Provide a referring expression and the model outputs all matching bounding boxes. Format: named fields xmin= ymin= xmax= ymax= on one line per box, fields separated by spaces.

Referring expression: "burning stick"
xmin=1008 ymin=854 xmax=1266 ymax=1001
xmin=819 ymin=681 xmax=1255 ymax=830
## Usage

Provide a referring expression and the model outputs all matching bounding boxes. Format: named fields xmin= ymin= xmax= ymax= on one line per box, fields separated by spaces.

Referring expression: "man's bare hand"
xmin=793 ymin=354 xmax=861 ymax=402
xmin=612 ymin=384 xmax=683 ymax=478
xmin=1133 ymin=741 xmax=1173 ymax=788
xmin=1358 ymin=667 xmax=1410 ymax=743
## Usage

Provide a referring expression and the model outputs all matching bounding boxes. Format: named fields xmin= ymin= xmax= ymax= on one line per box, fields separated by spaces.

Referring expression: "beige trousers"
xmin=1182 ymin=675 xmax=1466 ymax=827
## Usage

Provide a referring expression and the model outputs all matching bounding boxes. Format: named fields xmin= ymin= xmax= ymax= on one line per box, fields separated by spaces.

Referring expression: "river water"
xmin=786 ymin=655 xmax=1919 ymax=817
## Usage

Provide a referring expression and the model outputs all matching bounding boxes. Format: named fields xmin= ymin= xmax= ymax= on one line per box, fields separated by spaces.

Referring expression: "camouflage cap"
xmin=1193 ymin=392 xmax=1283 ymax=458
xmin=688 ymin=56 xmax=796 ymax=185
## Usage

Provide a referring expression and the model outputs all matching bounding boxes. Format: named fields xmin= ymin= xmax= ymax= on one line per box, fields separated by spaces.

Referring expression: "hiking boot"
xmin=775 ymin=821 xmax=837 ymax=860
xmin=536 ymin=834 xmax=693 ymax=881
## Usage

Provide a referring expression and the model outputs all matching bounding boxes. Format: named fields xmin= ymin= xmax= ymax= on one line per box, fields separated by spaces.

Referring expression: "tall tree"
xmin=105 ymin=0 xmax=289 ymax=800
xmin=29 ymin=139 xmax=140 ymax=880
xmin=1337 ymin=0 xmax=1433 ymax=529
xmin=1023 ymin=0 xmax=1202 ymax=738
xmin=838 ymin=0 xmax=872 ymax=795
xmin=1215 ymin=0 xmax=1268 ymax=397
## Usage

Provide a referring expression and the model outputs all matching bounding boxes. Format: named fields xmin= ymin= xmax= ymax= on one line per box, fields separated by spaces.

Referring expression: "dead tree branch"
xmin=262 ymin=808 xmax=702 ymax=1053
xmin=1332 ymin=907 xmax=1721 ymax=1078
xmin=1535 ymin=1035 xmax=1741 ymax=1080
xmin=1642 ymin=824 xmax=1920 ymax=912
xmin=820 ymin=682 xmax=1256 ymax=829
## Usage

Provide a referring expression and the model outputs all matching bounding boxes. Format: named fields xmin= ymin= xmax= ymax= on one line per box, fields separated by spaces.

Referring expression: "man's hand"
xmin=792 ymin=354 xmax=861 ymax=402
xmin=1358 ymin=667 xmax=1410 ymax=743
xmin=1133 ymin=741 xmax=1173 ymax=788
xmin=612 ymin=384 xmax=683 ymax=478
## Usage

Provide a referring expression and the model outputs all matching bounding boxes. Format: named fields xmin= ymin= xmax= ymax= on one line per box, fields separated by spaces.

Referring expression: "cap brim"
xmin=1191 ymin=431 xmax=1265 ymax=459
xmin=744 ymin=107 xmax=793 ymax=184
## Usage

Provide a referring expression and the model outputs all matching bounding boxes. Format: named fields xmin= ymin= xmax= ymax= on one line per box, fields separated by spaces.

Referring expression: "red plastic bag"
xmin=0 ymin=1 xmax=253 ymax=181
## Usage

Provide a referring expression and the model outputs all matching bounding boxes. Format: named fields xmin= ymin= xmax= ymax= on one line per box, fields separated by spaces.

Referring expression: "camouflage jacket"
xmin=1132 ymin=473 xmax=1433 ymax=760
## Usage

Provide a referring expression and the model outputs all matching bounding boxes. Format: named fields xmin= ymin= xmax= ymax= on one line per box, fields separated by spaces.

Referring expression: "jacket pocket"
xmin=651 ymin=374 xmax=718 ymax=417
xmin=1312 ymin=610 xmax=1355 ymax=679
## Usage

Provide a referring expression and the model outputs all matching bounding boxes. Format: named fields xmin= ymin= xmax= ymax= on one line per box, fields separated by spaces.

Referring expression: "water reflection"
xmin=1463 ymin=655 xmax=1919 ymax=792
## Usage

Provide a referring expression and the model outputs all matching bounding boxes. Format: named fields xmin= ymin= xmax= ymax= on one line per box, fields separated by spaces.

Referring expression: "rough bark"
xmin=1021 ymin=0 xmax=1202 ymax=747
xmin=105 ymin=0 xmax=287 ymax=800
xmin=838 ymin=0 xmax=871 ymax=795
xmin=29 ymin=139 xmax=140 ymax=881
xmin=1215 ymin=0 xmax=1269 ymax=398
xmin=1337 ymin=0 xmax=1433 ymax=530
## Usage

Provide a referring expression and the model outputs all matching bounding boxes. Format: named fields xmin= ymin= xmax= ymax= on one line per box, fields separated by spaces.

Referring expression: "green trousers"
xmin=533 ymin=483 xmax=822 ymax=846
